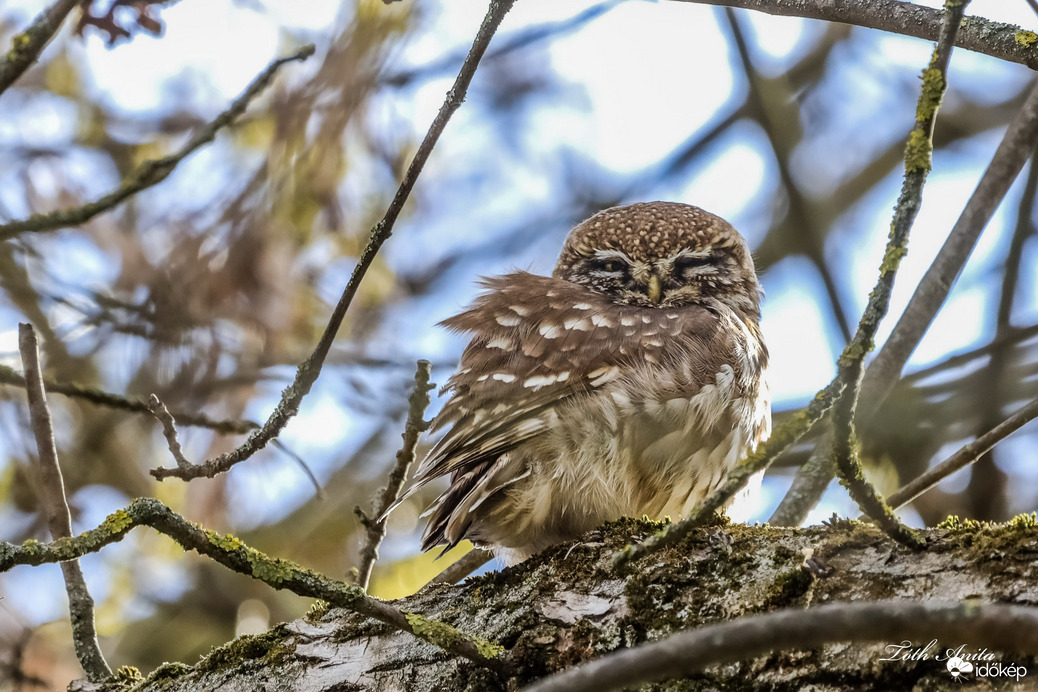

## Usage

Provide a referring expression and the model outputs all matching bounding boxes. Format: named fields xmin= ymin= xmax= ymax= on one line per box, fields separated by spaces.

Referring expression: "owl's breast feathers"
xmin=408 ymin=271 xmax=769 ymax=553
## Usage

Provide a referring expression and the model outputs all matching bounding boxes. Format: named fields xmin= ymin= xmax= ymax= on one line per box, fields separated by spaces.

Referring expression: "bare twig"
xmin=521 ymin=600 xmax=1038 ymax=692
xmin=150 ymin=0 xmax=517 ymax=482
xmin=0 ymin=0 xmax=80 ymax=97
xmin=0 ymin=497 xmax=507 ymax=673
xmin=17 ymin=324 xmax=111 ymax=682
xmin=771 ymin=77 xmax=1038 ymax=528
xmin=427 ymin=548 xmax=494 ymax=587
xmin=354 ymin=360 xmax=433 ymax=590
xmin=146 ymin=394 xmax=192 ymax=470
xmin=885 ymin=397 xmax=1038 ymax=510
xmin=669 ymin=0 xmax=1038 ymax=70
xmin=0 ymin=45 xmax=315 ymax=241
xmin=613 ymin=380 xmax=842 ymax=569
xmin=827 ymin=0 xmax=970 ymax=550
xmin=0 ymin=364 xmax=258 ymax=434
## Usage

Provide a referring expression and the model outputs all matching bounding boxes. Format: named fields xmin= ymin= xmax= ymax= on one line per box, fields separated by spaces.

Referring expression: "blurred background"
xmin=0 ymin=0 xmax=1036 ymax=687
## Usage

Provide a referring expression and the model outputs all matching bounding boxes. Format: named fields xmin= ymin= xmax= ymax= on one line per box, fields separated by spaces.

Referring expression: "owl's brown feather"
xmin=396 ymin=202 xmax=770 ymax=562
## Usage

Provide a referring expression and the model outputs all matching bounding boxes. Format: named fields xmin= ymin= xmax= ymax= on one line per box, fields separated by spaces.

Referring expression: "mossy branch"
xmin=0 ymin=0 xmax=80 ymax=97
xmin=0 ymin=497 xmax=507 ymax=673
xmin=149 ymin=0 xmax=517 ymax=483
xmin=613 ymin=380 xmax=843 ymax=569
xmin=827 ymin=0 xmax=970 ymax=551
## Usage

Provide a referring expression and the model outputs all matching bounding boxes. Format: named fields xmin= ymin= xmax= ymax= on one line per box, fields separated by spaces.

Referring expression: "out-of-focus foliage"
xmin=0 ymin=1 xmax=1036 ymax=688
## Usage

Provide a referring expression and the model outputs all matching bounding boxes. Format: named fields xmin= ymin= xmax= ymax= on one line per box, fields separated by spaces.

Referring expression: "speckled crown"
xmin=552 ymin=201 xmax=748 ymax=277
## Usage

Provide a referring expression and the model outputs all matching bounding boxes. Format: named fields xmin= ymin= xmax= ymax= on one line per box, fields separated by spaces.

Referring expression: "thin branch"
xmin=827 ymin=0 xmax=970 ymax=550
xmin=353 ymin=360 xmax=433 ymax=590
xmin=17 ymin=324 xmax=111 ymax=682
xmin=771 ymin=75 xmax=1038 ymax=528
xmin=613 ymin=380 xmax=842 ymax=569
xmin=0 ymin=364 xmax=259 ymax=435
xmin=0 ymin=45 xmax=315 ymax=241
xmin=146 ymin=394 xmax=192 ymax=470
xmin=521 ymin=600 xmax=1038 ymax=692
xmin=0 ymin=0 xmax=80 ymax=97
xmin=668 ymin=0 xmax=1038 ymax=70
xmin=150 ymin=0 xmax=517 ymax=482
xmin=427 ymin=548 xmax=494 ymax=587
xmin=0 ymin=497 xmax=507 ymax=673
xmin=886 ymin=397 xmax=1038 ymax=510
xmin=722 ymin=8 xmax=853 ymax=342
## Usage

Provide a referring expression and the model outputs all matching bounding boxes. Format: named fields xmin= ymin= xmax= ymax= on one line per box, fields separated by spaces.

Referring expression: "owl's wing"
xmin=404 ymin=271 xmax=729 ymax=550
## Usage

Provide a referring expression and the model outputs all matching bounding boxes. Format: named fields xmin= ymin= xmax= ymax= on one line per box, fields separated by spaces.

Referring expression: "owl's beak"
xmin=647 ymin=274 xmax=662 ymax=305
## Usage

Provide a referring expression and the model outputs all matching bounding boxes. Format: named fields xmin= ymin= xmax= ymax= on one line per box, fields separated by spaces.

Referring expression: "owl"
xmin=401 ymin=201 xmax=770 ymax=564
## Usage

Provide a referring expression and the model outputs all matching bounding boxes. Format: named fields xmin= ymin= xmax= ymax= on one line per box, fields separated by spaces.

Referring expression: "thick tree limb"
xmin=0 ymin=45 xmax=315 ymax=241
xmin=17 ymin=324 xmax=111 ymax=682
xmin=120 ymin=517 xmax=1038 ymax=690
xmin=150 ymin=0 xmax=517 ymax=482
xmin=523 ymin=601 xmax=1038 ymax=692
xmin=0 ymin=498 xmax=506 ymax=673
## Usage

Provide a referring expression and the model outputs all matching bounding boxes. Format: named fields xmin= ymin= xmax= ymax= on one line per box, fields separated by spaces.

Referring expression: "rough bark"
xmin=120 ymin=516 xmax=1038 ymax=691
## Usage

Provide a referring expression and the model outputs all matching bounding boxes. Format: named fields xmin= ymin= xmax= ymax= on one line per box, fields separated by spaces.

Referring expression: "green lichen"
xmin=205 ymin=530 xmax=294 ymax=584
xmin=1015 ymin=30 xmax=1038 ymax=48
xmin=114 ymin=665 xmax=143 ymax=683
xmin=144 ymin=661 xmax=192 ymax=684
xmin=915 ymin=68 xmax=945 ymax=123
xmin=904 ymin=128 xmax=933 ymax=174
xmin=194 ymin=626 xmax=293 ymax=675
xmin=102 ymin=509 xmax=133 ymax=534
xmin=21 ymin=538 xmax=41 ymax=555
xmin=306 ymin=599 xmax=330 ymax=621
xmin=760 ymin=567 xmax=814 ymax=610
xmin=837 ymin=340 xmax=872 ymax=368
xmin=880 ymin=243 xmax=908 ymax=275
xmin=404 ymin=611 xmax=504 ymax=660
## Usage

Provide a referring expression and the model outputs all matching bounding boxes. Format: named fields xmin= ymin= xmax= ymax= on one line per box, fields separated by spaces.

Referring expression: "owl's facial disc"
xmin=568 ymin=247 xmax=730 ymax=308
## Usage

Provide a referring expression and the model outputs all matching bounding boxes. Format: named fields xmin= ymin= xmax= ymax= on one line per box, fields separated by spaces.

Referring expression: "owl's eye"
xmin=673 ymin=255 xmax=713 ymax=277
xmin=589 ymin=257 xmax=629 ymax=274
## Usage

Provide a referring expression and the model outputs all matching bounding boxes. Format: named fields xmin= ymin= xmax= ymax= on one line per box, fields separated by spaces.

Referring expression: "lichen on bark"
xmin=127 ymin=516 xmax=1038 ymax=691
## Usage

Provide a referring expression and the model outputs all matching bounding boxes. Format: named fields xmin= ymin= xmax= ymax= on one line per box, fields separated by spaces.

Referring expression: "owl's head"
xmin=552 ymin=201 xmax=762 ymax=317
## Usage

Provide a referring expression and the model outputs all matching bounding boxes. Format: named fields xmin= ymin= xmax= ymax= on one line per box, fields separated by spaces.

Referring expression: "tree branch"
xmin=885 ymin=397 xmax=1038 ymax=510
xmin=771 ymin=77 xmax=1038 ymax=528
xmin=0 ymin=45 xmax=315 ymax=241
xmin=0 ymin=0 xmax=81 ymax=97
xmin=827 ymin=0 xmax=970 ymax=550
xmin=354 ymin=360 xmax=433 ymax=590
xmin=0 ymin=364 xmax=259 ymax=435
xmin=17 ymin=324 xmax=111 ymax=682
xmin=669 ymin=0 xmax=1038 ymax=70
xmin=522 ymin=600 xmax=1038 ymax=692
xmin=149 ymin=0 xmax=517 ymax=482
xmin=0 ymin=497 xmax=507 ymax=673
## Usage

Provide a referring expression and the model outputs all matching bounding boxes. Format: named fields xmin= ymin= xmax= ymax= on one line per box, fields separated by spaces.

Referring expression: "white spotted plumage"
xmin=392 ymin=202 xmax=770 ymax=563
